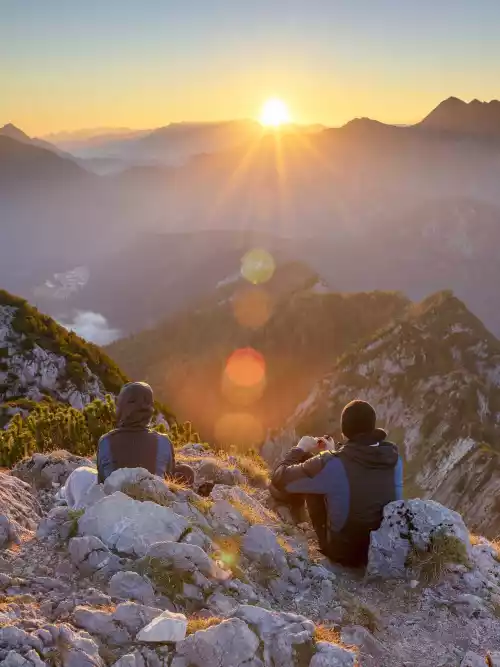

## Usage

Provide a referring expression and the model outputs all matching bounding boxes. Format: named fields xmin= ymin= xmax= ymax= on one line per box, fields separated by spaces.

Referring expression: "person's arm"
xmin=97 ymin=436 xmax=114 ymax=484
xmin=394 ymin=456 xmax=403 ymax=500
xmin=271 ymin=445 xmax=337 ymax=495
xmin=156 ymin=433 xmax=175 ymax=477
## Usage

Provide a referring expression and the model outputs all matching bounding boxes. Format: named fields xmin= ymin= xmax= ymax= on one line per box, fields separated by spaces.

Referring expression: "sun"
xmin=259 ymin=98 xmax=291 ymax=127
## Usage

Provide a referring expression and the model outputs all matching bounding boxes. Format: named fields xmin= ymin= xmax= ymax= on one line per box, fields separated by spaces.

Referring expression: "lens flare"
xmin=224 ymin=347 xmax=266 ymax=388
xmin=214 ymin=412 xmax=264 ymax=449
xmin=241 ymin=248 xmax=275 ymax=285
xmin=232 ymin=286 xmax=272 ymax=329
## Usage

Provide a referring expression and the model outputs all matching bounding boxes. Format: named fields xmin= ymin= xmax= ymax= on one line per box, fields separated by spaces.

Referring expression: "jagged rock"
xmin=171 ymin=618 xmax=259 ymax=667
xmin=310 ymin=642 xmax=356 ymax=667
xmin=2 ymin=652 xmax=31 ymax=667
xmin=103 ymin=468 xmax=175 ymax=503
xmin=69 ymin=535 xmax=122 ymax=576
xmin=206 ymin=592 xmax=239 ymax=616
xmin=12 ymin=451 xmax=92 ymax=490
xmin=111 ymin=653 xmax=146 ymax=667
xmin=0 ymin=472 xmax=41 ymax=547
xmin=59 ymin=466 xmax=105 ymax=510
xmin=367 ymin=499 xmax=471 ymax=579
xmin=112 ymin=602 xmax=163 ymax=635
xmin=108 ymin=571 xmax=155 ymax=604
xmin=211 ymin=485 xmax=272 ymax=524
xmin=47 ymin=624 xmax=104 ymax=667
xmin=78 ymin=492 xmax=189 ymax=557
xmin=242 ymin=525 xmax=288 ymax=571
xmin=209 ymin=499 xmax=249 ymax=535
xmin=233 ymin=604 xmax=315 ymax=667
xmin=145 ymin=541 xmax=221 ymax=579
xmin=461 ymin=652 xmax=487 ymax=666
xmin=466 ymin=652 xmax=489 ymax=667
xmin=37 ymin=506 xmax=76 ymax=541
xmin=0 ymin=626 xmax=43 ymax=652
xmin=136 ymin=609 xmax=187 ymax=642
xmin=196 ymin=459 xmax=244 ymax=488
xmin=73 ymin=606 xmax=131 ymax=644
xmin=341 ymin=625 xmax=387 ymax=660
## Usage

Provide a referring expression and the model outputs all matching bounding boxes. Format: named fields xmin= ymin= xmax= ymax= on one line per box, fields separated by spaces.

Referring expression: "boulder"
xmin=367 ymin=499 xmax=471 ymax=579
xmin=59 ymin=466 xmax=104 ymax=510
xmin=12 ymin=451 xmax=92 ymax=490
xmin=78 ymin=492 xmax=189 ymax=557
xmin=55 ymin=624 xmax=104 ymax=667
xmin=112 ymin=602 xmax=163 ymax=635
xmin=0 ymin=472 xmax=41 ymax=547
xmin=341 ymin=625 xmax=387 ymax=660
xmin=2 ymin=652 xmax=31 ymax=667
xmin=242 ymin=525 xmax=288 ymax=571
xmin=111 ymin=653 xmax=146 ymax=667
xmin=69 ymin=535 xmax=122 ymax=576
xmin=196 ymin=459 xmax=244 ymax=488
xmin=171 ymin=618 xmax=259 ymax=667
xmin=460 ymin=652 xmax=487 ymax=667
xmin=136 ymin=610 xmax=187 ymax=643
xmin=103 ymin=468 xmax=175 ymax=503
xmin=211 ymin=485 xmax=272 ymax=525
xmin=209 ymin=500 xmax=249 ymax=535
xmin=108 ymin=571 xmax=155 ymax=604
xmin=310 ymin=642 xmax=356 ymax=667
xmin=37 ymin=506 xmax=77 ymax=542
xmin=234 ymin=604 xmax=315 ymax=667
xmin=145 ymin=541 xmax=219 ymax=578
xmin=73 ymin=606 xmax=130 ymax=645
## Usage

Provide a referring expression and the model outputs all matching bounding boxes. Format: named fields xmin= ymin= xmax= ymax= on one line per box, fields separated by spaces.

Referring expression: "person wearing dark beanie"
xmin=270 ymin=399 xmax=403 ymax=567
xmin=341 ymin=400 xmax=376 ymax=439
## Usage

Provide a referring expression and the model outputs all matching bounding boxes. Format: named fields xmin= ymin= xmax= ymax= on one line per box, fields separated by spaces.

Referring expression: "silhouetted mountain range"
xmin=2 ymin=97 xmax=500 ymax=338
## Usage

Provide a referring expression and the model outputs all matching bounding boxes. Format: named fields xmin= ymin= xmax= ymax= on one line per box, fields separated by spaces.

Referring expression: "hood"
xmin=338 ymin=428 xmax=399 ymax=469
xmin=116 ymin=381 xmax=154 ymax=429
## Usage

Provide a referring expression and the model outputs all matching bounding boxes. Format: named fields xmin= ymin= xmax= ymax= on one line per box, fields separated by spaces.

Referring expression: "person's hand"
xmin=297 ymin=436 xmax=319 ymax=453
xmin=316 ymin=435 xmax=336 ymax=451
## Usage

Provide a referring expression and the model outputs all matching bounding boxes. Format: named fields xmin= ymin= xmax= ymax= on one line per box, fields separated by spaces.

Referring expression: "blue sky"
xmin=1 ymin=0 xmax=499 ymax=134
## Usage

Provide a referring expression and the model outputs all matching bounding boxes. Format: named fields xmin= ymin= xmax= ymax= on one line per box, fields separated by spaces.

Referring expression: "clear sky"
xmin=1 ymin=0 xmax=500 ymax=136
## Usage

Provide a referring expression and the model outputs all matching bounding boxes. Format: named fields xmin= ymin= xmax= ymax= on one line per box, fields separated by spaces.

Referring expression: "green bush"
xmin=0 ymin=395 xmax=199 ymax=467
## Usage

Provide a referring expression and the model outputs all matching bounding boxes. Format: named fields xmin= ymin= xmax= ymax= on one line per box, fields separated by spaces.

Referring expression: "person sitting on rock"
xmin=97 ymin=381 xmax=194 ymax=486
xmin=269 ymin=400 xmax=403 ymax=567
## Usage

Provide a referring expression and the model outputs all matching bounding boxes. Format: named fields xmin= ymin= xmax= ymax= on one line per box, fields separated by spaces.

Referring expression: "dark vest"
xmin=107 ymin=427 xmax=160 ymax=475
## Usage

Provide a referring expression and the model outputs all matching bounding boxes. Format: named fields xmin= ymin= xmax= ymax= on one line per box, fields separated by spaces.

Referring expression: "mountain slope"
xmin=0 ymin=288 xmax=127 ymax=410
xmin=0 ymin=123 xmax=75 ymax=159
xmin=108 ymin=262 xmax=409 ymax=444
xmin=420 ymin=96 xmax=500 ymax=136
xmin=264 ymin=291 xmax=500 ymax=537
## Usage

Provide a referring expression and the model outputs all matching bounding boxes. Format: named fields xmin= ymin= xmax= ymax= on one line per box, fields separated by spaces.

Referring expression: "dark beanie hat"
xmin=341 ymin=400 xmax=376 ymax=439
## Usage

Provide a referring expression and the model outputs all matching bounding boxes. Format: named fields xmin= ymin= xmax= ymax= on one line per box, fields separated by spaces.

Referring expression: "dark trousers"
xmin=269 ymin=486 xmax=368 ymax=567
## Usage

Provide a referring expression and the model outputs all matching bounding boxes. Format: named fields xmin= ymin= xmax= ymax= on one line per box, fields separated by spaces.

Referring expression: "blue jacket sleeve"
xmin=394 ymin=456 xmax=403 ymax=500
xmin=97 ymin=436 xmax=114 ymax=483
xmin=271 ymin=447 xmax=337 ymax=495
xmin=155 ymin=434 xmax=174 ymax=477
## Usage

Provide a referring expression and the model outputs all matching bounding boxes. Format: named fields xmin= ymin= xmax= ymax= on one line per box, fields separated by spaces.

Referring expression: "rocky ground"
xmin=1 ymin=446 xmax=500 ymax=666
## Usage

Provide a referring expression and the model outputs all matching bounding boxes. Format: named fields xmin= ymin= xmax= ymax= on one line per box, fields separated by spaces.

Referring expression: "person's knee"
xmin=173 ymin=463 xmax=195 ymax=487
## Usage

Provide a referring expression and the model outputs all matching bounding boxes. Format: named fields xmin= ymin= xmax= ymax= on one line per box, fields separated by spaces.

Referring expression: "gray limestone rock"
xmin=367 ymin=499 xmax=471 ymax=579
xmin=108 ymin=571 xmax=155 ymax=605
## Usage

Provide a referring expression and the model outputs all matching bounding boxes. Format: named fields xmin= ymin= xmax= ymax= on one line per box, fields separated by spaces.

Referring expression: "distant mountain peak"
xmin=0 ymin=123 xmax=30 ymax=141
xmin=420 ymin=96 xmax=500 ymax=135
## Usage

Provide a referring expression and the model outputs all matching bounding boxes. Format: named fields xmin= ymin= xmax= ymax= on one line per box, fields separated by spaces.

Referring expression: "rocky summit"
xmin=0 ymin=446 xmax=499 ymax=667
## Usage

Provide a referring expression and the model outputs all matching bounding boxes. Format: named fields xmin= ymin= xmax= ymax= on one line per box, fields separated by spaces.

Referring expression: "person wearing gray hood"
xmin=97 ymin=382 xmax=194 ymax=486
